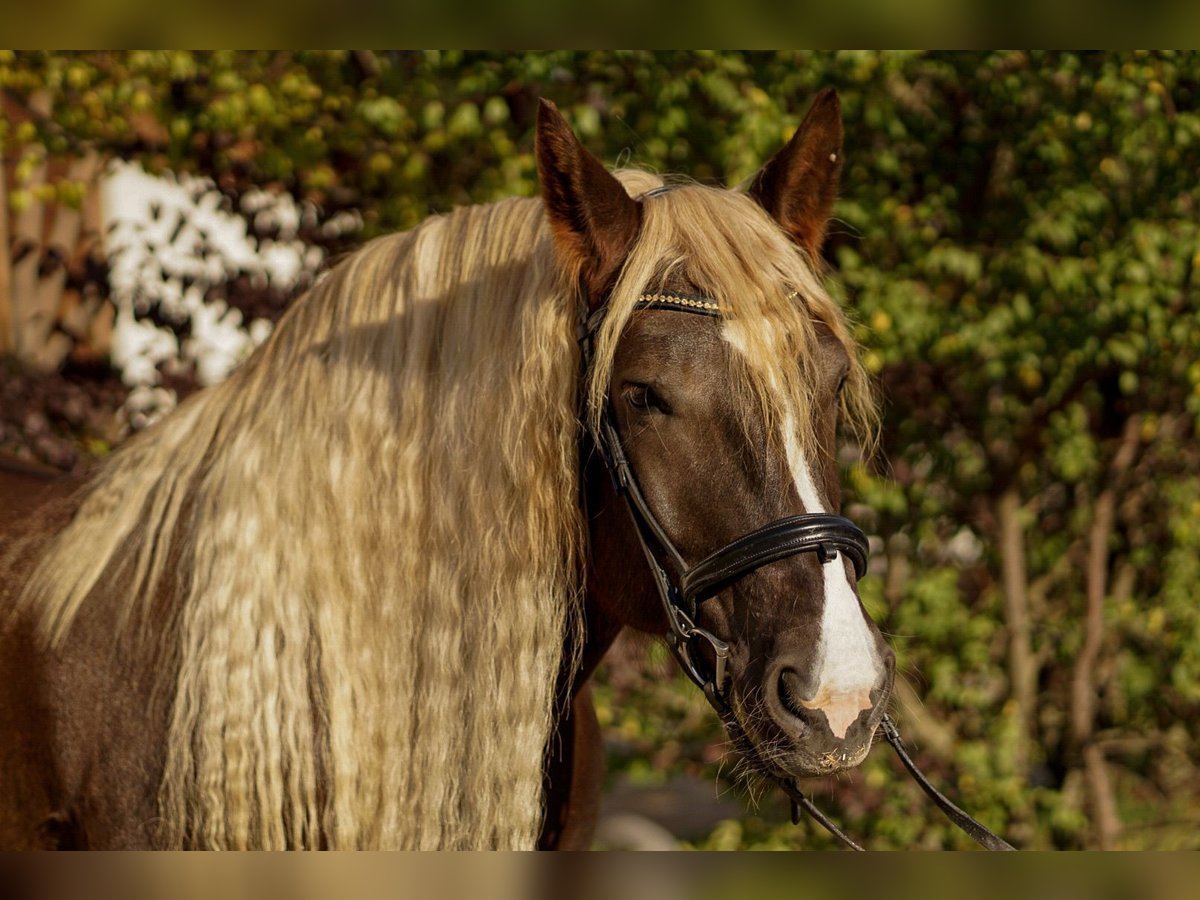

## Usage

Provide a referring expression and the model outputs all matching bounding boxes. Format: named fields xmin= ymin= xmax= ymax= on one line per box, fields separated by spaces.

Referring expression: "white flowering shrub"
xmin=101 ymin=161 xmax=360 ymax=428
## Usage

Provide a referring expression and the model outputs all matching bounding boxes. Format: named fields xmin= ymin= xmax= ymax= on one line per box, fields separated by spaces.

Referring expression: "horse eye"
xmin=625 ymin=383 xmax=670 ymax=414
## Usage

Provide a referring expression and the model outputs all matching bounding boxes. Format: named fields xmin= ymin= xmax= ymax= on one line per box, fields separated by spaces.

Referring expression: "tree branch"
xmin=998 ymin=487 xmax=1036 ymax=775
xmin=1082 ymin=743 xmax=1122 ymax=850
xmin=0 ymin=158 xmax=11 ymax=356
xmin=1071 ymin=414 xmax=1141 ymax=848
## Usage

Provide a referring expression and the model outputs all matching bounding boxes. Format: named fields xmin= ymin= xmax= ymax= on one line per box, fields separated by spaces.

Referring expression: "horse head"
xmin=536 ymin=91 xmax=895 ymax=782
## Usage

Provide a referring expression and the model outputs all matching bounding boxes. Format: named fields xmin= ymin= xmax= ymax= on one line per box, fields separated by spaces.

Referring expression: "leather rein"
xmin=581 ymin=291 xmax=1015 ymax=851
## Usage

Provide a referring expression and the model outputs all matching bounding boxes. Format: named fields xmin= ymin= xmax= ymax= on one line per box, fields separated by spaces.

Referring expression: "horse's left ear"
xmin=536 ymin=98 xmax=642 ymax=306
xmin=748 ymin=87 xmax=844 ymax=259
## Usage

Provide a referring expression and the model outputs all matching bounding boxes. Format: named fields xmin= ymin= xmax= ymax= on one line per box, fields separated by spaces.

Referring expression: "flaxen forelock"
xmin=586 ymin=175 xmax=876 ymax=459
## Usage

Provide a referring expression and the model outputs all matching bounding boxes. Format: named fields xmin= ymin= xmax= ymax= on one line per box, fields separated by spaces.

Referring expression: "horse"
xmin=0 ymin=89 xmax=895 ymax=850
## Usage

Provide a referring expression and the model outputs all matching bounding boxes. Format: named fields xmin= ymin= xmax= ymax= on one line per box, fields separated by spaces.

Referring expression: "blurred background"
xmin=1 ymin=50 xmax=1197 ymax=849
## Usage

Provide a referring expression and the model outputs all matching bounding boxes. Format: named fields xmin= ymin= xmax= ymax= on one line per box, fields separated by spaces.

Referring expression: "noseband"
xmin=580 ymin=289 xmax=1015 ymax=852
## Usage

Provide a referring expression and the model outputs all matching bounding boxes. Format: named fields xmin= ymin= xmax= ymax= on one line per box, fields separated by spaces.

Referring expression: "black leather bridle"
xmin=580 ymin=289 xmax=1016 ymax=851
xmin=581 ymin=292 xmax=871 ymax=705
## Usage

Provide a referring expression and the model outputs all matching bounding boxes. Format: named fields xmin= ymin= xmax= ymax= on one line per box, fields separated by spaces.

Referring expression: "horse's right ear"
xmin=536 ymin=98 xmax=642 ymax=307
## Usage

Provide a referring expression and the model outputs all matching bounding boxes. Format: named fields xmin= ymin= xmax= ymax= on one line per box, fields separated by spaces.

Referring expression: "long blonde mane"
xmin=20 ymin=170 xmax=873 ymax=849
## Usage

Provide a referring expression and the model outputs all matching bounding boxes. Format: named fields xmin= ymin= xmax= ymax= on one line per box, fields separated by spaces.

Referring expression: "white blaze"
xmin=721 ymin=319 xmax=878 ymax=739
xmin=781 ymin=415 xmax=879 ymax=738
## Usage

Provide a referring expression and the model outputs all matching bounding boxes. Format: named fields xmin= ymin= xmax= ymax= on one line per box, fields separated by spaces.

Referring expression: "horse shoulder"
xmin=0 ymin=603 xmax=67 ymax=847
xmin=39 ymin=579 xmax=172 ymax=848
xmin=0 ymin=460 xmax=77 ymax=847
xmin=538 ymin=680 xmax=605 ymax=850
xmin=0 ymin=457 xmax=169 ymax=848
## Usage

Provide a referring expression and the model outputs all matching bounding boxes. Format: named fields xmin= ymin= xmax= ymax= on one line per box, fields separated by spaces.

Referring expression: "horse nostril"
xmin=778 ymin=668 xmax=817 ymax=720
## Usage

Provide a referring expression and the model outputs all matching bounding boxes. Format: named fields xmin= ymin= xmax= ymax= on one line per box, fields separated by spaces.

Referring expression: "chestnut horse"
xmin=0 ymin=90 xmax=893 ymax=849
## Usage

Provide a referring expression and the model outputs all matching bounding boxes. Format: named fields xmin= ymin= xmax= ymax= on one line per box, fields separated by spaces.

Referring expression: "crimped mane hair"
xmin=18 ymin=169 xmax=874 ymax=849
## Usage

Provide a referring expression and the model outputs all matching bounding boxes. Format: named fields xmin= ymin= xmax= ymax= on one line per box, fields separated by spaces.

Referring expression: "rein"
xmin=581 ymin=290 xmax=1015 ymax=851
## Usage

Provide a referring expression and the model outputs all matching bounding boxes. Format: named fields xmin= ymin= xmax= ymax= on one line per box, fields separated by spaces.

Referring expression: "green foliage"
xmin=5 ymin=50 xmax=1198 ymax=849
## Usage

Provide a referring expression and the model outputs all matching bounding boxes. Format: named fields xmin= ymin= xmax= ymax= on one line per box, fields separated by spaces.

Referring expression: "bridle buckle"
xmin=668 ymin=606 xmax=730 ymax=697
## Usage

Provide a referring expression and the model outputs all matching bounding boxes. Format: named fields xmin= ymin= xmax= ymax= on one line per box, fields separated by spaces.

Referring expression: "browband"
xmin=581 ymin=290 xmax=721 ymax=346
xmin=634 ymin=292 xmax=721 ymax=315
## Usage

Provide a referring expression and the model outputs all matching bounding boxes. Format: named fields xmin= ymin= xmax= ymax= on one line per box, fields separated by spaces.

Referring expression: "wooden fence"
xmin=1 ymin=91 xmax=112 ymax=373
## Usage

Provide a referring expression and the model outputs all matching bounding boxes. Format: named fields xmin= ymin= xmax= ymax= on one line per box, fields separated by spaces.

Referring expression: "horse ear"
xmin=748 ymin=87 xmax=844 ymax=259
xmin=536 ymin=98 xmax=642 ymax=306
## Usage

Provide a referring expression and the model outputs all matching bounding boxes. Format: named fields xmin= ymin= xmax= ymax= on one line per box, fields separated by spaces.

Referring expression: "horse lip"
xmin=779 ymin=741 xmax=873 ymax=778
xmin=726 ymin=689 xmax=878 ymax=779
